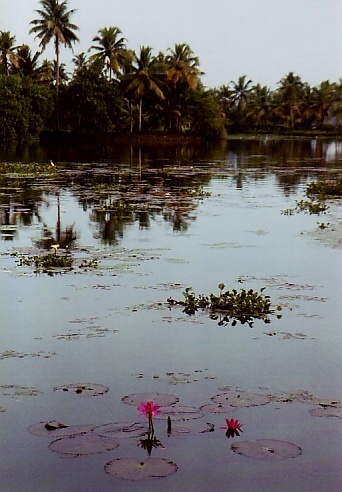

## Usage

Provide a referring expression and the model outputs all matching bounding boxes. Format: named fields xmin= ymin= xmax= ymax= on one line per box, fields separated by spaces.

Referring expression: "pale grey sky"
xmin=1 ymin=0 xmax=341 ymax=89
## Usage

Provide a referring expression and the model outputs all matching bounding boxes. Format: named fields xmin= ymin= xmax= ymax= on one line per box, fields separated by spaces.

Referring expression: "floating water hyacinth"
xmin=220 ymin=418 xmax=243 ymax=438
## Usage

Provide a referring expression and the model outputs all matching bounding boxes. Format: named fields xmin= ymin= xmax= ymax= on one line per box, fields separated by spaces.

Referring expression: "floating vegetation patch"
xmin=153 ymin=405 xmax=204 ymax=421
xmin=168 ymin=284 xmax=282 ymax=327
xmin=200 ymin=403 xmax=238 ymax=414
xmin=204 ymin=242 xmax=255 ymax=249
xmin=211 ymin=391 xmax=271 ymax=408
xmin=0 ymin=385 xmax=42 ymax=398
xmin=231 ymin=439 xmax=302 ymax=460
xmin=16 ymin=252 xmax=74 ymax=275
xmin=264 ymin=331 xmax=311 ymax=340
xmin=282 ymin=179 xmax=342 ymax=216
xmin=122 ymin=392 xmax=179 ymax=407
xmin=309 ymin=406 xmax=342 ymax=419
xmin=28 ymin=421 xmax=94 ymax=437
xmin=105 ymin=457 xmax=178 ymax=481
xmin=0 ymin=350 xmax=56 ymax=360
xmin=49 ymin=433 xmax=119 ymax=457
xmin=94 ymin=422 xmax=149 ymax=439
xmin=53 ymin=383 xmax=109 ymax=397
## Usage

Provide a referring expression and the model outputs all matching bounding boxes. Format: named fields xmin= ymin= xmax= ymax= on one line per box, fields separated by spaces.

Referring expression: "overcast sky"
xmin=1 ymin=0 xmax=341 ymax=89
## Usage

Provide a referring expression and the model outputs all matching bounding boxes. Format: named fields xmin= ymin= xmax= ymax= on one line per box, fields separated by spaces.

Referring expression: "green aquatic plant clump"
xmin=306 ymin=180 xmax=342 ymax=199
xmin=281 ymin=179 xmax=341 ymax=216
xmin=168 ymin=284 xmax=282 ymax=327
xmin=18 ymin=253 xmax=73 ymax=274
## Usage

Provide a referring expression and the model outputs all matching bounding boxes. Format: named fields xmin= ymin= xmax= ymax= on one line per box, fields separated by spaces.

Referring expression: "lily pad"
xmin=94 ymin=422 xmax=149 ymax=439
xmin=200 ymin=403 xmax=237 ymax=413
xmin=154 ymin=405 xmax=203 ymax=421
xmin=53 ymin=383 xmax=109 ymax=397
xmin=105 ymin=457 xmax=178 ymax=481
xmin=48 ymin=433 xmax=119 ymax=457
xmin=121 ymin=392 xmax=179 ymax=407
xmin=231 ymin=439 xmax=302 ymax=460
xmin=309 ymin=407 xmax=342 ymax=418
xmin=212 ymin=391 xmax=270 ymax=408
xmin=27 ymin=421 xmax=94 ymax=437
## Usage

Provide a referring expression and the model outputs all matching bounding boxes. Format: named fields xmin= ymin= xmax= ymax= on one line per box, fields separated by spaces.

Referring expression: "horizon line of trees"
xmin=1 ymin=0 xmax=342 ymax=143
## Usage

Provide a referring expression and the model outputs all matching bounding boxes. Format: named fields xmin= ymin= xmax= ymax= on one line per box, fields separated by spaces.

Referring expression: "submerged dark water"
xmin=0 ymin=137 xmax=341 ymax=491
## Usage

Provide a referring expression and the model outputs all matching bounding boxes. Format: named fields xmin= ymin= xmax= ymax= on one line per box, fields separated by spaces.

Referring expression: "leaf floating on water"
xmin=122 ymin=392 xmax=179 ymax=407
xmin=212 ymin=391 xmax=270 ymax=408
xmin=53 ymin=383 xmax=109 ymax=397
xmin=48 ymin=433 xmax=119 ymax=457
xmin=200 ymin=403 xmax=237 ymax=414
xmin=231 ymin=439 xmax=302 ymax=460
xmin=154 ymin=405 xmax=203 ymax=421
xmin=27 ymin=421 xmax=94 ymax=437
xmin=105 ymin=457 xmax=178 ymax=481
xmin=94 ymin=422 xmax=149 ymax=439
xmin=309 ymin=406 xmax=342 ymax=418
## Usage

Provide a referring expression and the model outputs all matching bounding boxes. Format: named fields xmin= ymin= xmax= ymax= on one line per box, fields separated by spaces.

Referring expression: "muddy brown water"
xmin=0 ymin=137 xmax=341 ymax=491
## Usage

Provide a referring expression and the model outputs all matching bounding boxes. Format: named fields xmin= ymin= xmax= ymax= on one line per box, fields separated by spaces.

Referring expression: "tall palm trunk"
xmin=55 ymin=35 xmax=60 ymax=130
xmin=138 ymin=98 xmax=143 ymax=133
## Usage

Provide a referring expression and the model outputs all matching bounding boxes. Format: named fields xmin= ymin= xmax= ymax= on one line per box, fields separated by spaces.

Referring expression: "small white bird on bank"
xmin=50 ymin=160 xmax=55 ymax=167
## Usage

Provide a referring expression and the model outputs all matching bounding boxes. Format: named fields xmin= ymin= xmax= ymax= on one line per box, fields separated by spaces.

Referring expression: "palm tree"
xmin=246 ymin=84 xmax=273 ymax=128
xmin=122 ymin=46 xmax=165 ymax=132
xmin=0 ymin=31 xmax=20 ymax=75
xmin=229 ymin=75 xmax=253 ymax=112
xmin=277 ymin=72 xmax=304 ymax=129
xmin=29 ymin=0 xmax=79 ymax=100
xmin=72 ymin=52 xmax=87 ymax=70
xmin=165 ymin=43 xmax=202 ymax=89
xmin=89 ymin=26 xmax=130 ymax=81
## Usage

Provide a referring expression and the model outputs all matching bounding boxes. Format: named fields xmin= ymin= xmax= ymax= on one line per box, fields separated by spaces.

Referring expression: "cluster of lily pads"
xmin=25 ymin=383 xmax=342 ymax=482
xmin=168 ymin=284 xmax=282 ymax=327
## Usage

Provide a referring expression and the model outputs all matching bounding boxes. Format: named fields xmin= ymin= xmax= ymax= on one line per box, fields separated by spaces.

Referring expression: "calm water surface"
xmin=0 ymin=137 xmax=341 ymax=491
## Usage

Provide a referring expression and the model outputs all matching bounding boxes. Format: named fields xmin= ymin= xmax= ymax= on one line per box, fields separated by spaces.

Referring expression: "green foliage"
xmin=62 ymin=67 xmax=124 ymax=132
xmin=281 ymin=179 xmax=341 ymax=216
xmin=306 ymin=180 xmax=342 ymax=199
xmin=0 ymin=75 xmax=53 ymax=142
xmin=169 ymin=284 xmax=282 ymax=327
xmin=18 ymin=253 xmax=73 ymax=275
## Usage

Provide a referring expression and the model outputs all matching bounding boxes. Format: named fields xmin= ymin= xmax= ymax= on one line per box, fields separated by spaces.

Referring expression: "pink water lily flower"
xmin=138 ymin=401 xmax=160 ymax=418
xmin=220 ymin=418 xmax=243 ymax=438
xmin=221 ymin=418 xmax=243 ymax=431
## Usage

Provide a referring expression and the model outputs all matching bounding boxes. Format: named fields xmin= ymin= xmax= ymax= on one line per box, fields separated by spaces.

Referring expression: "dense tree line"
xmin=0 ymin=0 xmax=341 ymax=142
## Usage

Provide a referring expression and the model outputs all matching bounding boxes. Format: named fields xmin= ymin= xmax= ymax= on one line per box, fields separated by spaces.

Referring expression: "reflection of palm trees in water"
xmin=35 ymin=192 xmax=77 ymax=250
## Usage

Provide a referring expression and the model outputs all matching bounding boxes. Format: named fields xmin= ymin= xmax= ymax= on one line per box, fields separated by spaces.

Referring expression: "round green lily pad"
xmin=105 ymin=457 xmax=178 ymax=480
xmin=121 ymin=392 xmax=179 ymax=407
xmin=154 ymin=405 xmax=203 ymax=421
xmin=48 ymin=433 xmax=119 ymax=457
xmin=53 ymin=383 xmax=109 ymax=397
xmin=94 ymin=422 xmax=149 ymax=439
xmin=212 ymin=391 xmax=270 ymax=408
xmin=231 ymin=439 xmax=302 ymax=460
xmin=28 ymin=421 xmax=94 ymax=437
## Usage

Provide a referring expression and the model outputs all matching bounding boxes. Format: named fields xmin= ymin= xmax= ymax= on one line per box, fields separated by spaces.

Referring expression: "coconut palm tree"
xmin=165 ymin=43 xmax=202 ymax=89
xmin=29 ymin=0 xmax=79 ymax=100
xmin=122 ymin=46 xmax=165 ymax=132
xmin=277 ymin=72 xmax=304 ymax=129
xmin=0 ymin=31 xmax=20 ymax=75
xmin=89 ymin=26 xmax=130 ymax=81
xmin=229 ymin=75 xmax=253 ymax=112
